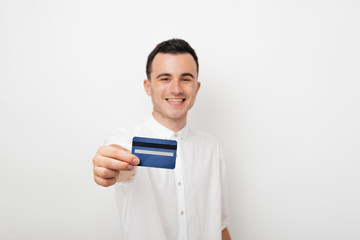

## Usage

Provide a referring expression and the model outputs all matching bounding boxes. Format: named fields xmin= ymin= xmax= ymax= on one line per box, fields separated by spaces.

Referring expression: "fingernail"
xmin=128 ymin=164 xmax=134 ymax=170
xmin=132 ymin=158 xmax=139 ymax=165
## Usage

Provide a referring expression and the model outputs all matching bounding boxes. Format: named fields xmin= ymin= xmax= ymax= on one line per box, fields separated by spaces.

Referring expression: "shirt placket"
xmin=173 ymin=133 xmax=187 ymax=240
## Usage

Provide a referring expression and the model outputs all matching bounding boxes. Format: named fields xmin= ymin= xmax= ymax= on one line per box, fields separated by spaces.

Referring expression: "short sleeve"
xmin=219 ymin=146 xmax=230 ymax=230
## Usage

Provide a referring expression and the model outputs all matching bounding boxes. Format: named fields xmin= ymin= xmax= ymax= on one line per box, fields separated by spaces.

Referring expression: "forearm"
xmin=222 ymin=227 xmax=231 ymax=240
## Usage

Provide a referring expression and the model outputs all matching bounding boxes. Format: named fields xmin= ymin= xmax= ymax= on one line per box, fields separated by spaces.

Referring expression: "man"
xmin=92 ymin=39 xmax=231 ymax=240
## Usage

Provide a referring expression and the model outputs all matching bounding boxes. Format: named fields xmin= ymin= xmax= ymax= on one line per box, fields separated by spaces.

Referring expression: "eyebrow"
xmin=156 ymin=73 xmax=171 ymax=79
xmin=156 ymin=73 xmax=195 ymax=79
xmin=181 ymin=73 xmax=195 ymax=78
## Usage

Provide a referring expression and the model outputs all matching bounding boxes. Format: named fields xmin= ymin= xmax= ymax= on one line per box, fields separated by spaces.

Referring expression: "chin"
xmin=167 ymin=112 xmax=186 ymax=120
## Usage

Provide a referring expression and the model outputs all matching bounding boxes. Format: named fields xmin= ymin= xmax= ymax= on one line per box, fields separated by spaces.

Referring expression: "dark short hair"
xmin=146 ymin=39 xmax=199 ymax=80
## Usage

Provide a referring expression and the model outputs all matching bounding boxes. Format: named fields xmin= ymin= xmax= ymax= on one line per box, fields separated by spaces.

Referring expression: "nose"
xmin=169 ymin=79 xmax=183 ymax=95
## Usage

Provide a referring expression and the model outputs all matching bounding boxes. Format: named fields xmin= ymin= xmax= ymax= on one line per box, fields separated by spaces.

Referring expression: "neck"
xmin=152 ymin=112 xmax=187 ymax=132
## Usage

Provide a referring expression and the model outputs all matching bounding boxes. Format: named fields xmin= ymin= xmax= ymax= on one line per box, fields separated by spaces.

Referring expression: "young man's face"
xmin=144 ymin=53 xmax=200 ymax=126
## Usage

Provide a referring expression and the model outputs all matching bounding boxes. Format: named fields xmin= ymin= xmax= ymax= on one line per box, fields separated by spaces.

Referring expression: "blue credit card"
xmin=131 ymin=137 xmax=177 ymax=169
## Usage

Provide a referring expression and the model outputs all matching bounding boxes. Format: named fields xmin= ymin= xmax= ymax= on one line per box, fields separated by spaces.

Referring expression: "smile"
xmin=166 ymin=98 xmax=185 ymax=103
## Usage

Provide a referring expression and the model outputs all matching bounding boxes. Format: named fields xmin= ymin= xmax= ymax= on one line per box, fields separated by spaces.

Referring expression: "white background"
xmin=1 ymin=0 xmax=359 ymax=239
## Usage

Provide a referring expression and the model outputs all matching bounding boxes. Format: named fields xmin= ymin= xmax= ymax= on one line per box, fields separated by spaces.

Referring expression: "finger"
xmin=95 ymin=155 xmax=135 ymax=171
xmin=93 ymin=166 xmax=119 ymax=179
xmin=93 ymin=175 xmax=117 ymax=187
xmin=98 ymin=145 xmax=139 ymax=165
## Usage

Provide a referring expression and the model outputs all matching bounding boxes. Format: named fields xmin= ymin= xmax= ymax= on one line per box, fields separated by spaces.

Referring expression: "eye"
xmin=182 ymin=78 xmax=191 ymax=82
xmin=161 ymin=78 xmax=170 ymax=81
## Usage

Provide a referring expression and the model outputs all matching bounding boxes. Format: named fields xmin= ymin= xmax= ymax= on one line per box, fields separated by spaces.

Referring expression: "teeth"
xmin=167 ymin=98 xmax=183 ymax=103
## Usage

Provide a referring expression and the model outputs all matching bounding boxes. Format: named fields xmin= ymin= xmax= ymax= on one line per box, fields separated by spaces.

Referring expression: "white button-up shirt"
xmin=105 ymin=116 xmax=230 ymax=240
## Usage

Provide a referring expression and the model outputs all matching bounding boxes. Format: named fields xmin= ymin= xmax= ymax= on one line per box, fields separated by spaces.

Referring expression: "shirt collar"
xmin=145 ymin=114 xmax=190 ymax=141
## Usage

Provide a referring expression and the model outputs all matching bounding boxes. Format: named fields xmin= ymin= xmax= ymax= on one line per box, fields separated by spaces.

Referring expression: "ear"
xmin=196 ymin=81 xmax=201 ymax=94
xmin=144 ymin=79 xmax=151 ymax=96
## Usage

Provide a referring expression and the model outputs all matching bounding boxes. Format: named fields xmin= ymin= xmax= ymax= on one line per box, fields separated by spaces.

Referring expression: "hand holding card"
xmin=131 ymin=137 xmax=177 ymax=169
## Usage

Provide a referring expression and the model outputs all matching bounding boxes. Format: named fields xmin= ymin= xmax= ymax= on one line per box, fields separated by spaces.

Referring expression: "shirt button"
xmin=180 ymin=211 xmax=184 ymax=215
xmin=178 ymin=182 xmax=181 ymax=186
